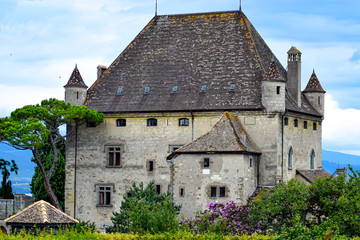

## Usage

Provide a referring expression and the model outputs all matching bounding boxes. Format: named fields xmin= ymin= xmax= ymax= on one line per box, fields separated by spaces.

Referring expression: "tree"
xmin=0 ymin=98 xmax=103 ymax=210
xmin=30 ymin=136 xmax=65 ymax=209
xmin=0 ymin=159 xmax=18 ymax=199
xmin=108 ymin=181 xmax=181 ymax=234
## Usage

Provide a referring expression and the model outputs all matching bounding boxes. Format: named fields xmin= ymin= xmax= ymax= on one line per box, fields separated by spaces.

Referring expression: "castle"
xmin=64 ymin=10 xmax=326 ymax=227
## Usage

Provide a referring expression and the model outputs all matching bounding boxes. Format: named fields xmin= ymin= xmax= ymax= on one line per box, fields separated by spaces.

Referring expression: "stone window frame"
xmin=179 ymin=187 xmax=185 ymax=197
xmin=284 ymin=117 xmax=288 ymax=126
xmin=95 ymin=183 xmax=115 ymax=207
xmin=203 ymin=158 xmax=210 ymax=168
xmin=207 ymin=185 xmax=229 ymax=198
xmin=310 ymin=149 xmax=315 ymax=170
xmin=303 ymin=121 xmax=308 ymax=129
xmin=147 ymin=160 xmax=155 ymax=172
xmin=147 ymin=118 xmax=157 ymax=127
xmin=294 ymin=119 xmax=298 ymax=128
xmin=276 ymin=86 xmax=281 ymax=95
xmin=104 ymin=145 xmax=124 ymax=168
xmin=116 ymin=119 xmax=126 ymax=127
xmin=179 ymin=118 xmax=189 ymax=126
xmin=288 ymin=146 xmax=293 ymax=170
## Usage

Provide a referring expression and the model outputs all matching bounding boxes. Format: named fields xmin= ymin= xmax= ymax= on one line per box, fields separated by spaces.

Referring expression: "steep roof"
xmin=167 ymin=112 xmax=261 ymax=160
xmin=303 ymin=71 xmax=326 ymax=93
xmin=5 ymin=200 xmax=78 ymax=224
xmin=296 ymin=169 xmax=332 ymax=184
xmin=86 ymin=11 xmax=286 ymax=113
xmin=64 ymin=65 xmax=87 ymax=88
xmin=264 ymin=59 xmax=286 ymax=82
xmin=286 ymin=93 xmax=322 ymax=117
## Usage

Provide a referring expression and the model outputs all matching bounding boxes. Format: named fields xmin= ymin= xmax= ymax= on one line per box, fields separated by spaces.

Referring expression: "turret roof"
xmin=64 ymin=65 xmax=87 ymax=88
xmin=264 ymin=59 xmax=286 ymax=82
xmin=303 ymin=71 xmax=326 ymax=93
xmin=287 ymin=46 xmax=302 ymax=54
xmin=167 ymin=112 xmax=261 ymax=160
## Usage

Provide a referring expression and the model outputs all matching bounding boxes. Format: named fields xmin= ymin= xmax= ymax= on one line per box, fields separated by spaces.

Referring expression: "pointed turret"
xmin=64 ymin=65 xmax=88 ymax=105
xmin=287 ymin=46 xmax=302 ymax=107
xmin=262 ymin=58 xmax=286 ymax=113
xmin=303 ymin=70 xmax=326 ymax=116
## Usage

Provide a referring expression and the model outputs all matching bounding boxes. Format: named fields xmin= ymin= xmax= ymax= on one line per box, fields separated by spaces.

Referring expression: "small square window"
xmin=179 ymin=118 xmax=189 ymax=126
xmin=108 ymin=147 xmax=121 ymax=167
xmin=229 ymin=84 xmax=236 ymax=91
xmin=304 ymin=121 xmax=308 ymax=129
xmin=172 ymin=86 xmax=178 ymax=93
xmin=219 ymin=187 xmax=226 ymax=198
xmin=204 ymin=158 xmax=210 ymax=168
xmin=96 ymin=184 xmax=113 ymax=207
xmin=147 ymin=118 xmax=157 ymax=126
xmin=156 ymin=184 xmax=161 ymax=194
xmin=144 ymin=87 xmax=150 ymax=94
xmin=210 ymin=187 xmax=217 ymax=198
xmin=313 ymin=122 xmax=317 ymax=130
xmin=117 ymin=88 xmax=123 ymax=95
xmin=116 ymin=119 xmax=126 ymax=127
xmin=200 ymin=85 xmax=207 ymax=92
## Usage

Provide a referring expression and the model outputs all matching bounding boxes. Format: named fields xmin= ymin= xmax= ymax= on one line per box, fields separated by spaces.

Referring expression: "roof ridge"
xmin=40 ymin=201 xmax=49 ymax=223
xmin=156 ymin=10 xmax=240 ymax=18
xmin=225 ymin=112 xmax=246 ymax=151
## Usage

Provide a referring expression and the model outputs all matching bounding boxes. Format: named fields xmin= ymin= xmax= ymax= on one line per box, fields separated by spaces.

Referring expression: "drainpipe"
xmin=281 ymin=110 xmax=288 ymax=182
xmin=190 ymin=111 xmax=194 ymax=141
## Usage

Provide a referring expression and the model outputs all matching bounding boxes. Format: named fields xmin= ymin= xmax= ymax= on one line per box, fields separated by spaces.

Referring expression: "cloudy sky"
xmin=0 ymin=0 xmax=359 ymax=156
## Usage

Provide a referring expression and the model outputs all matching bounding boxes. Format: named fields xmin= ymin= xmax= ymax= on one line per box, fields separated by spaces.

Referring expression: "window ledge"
xmin=106 ymin=165 xmax=122 ymax=168
xmin=96 ymin=204 xmax=113 ymax=208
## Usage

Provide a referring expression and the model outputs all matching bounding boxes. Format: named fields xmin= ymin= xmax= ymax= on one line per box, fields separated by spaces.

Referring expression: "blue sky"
xmin=0 ymin=0 xmax=360 ymax=156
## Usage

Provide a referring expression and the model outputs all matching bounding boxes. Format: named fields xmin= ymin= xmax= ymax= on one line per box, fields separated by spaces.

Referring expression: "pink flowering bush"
xmin=179 ymin=200 xmax=265 ymax=235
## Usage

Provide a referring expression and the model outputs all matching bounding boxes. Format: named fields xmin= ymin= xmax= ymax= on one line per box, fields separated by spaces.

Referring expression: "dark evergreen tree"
xmin=0 ymin=159 xmax=18 ymax=199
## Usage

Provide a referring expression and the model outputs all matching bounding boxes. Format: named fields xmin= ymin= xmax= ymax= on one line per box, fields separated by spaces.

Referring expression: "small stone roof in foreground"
xmin=303 ymin=71 xmax=326 ymax=93
xmin=296 ymin=169 xmax=332 ymax=184
xmin=64 ymin=65 xmax=87 ymax=88
xmin=5 ymin=200 xmax=78 ymax=224
xmin=167 ymin=112 xmax=261 ymax=160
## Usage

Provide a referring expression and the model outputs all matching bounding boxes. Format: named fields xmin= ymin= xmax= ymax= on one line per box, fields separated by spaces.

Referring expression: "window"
xmin=87 ymin=121 xmax=96 ymax=128
xmin=313 ymin=122 xmax=317 ymax=130
xmin=219 ymin=187 xmax=226 ymax=197
xmin=117 ymin=88 xmax=123 ymax=95
xmin=77 ymin=91 xmax=79 ymax=99
xmin=210 ymin=187 xmax=217 ymax=198
xmin=230 ymin=84 xmax=236 ymax=91
xmin=148 ymin=160 xmax=154 ymax=172
xmin=200 ymin=85 xmax=207 ymax=92
xmin=288 ymin=147 xmax=293 ymax=170
xmin=310 ymin=150 xmax=315 ymax=170
xmin=294 ymin=119 xmax=298 ymax=128
xmin=180 ymin=187 xmax=185 ymax=197
xmin=147 ymin=118 xmax=157 ymax=126
xmin=172 ymin=86 xmax=178 ymax=93
xmin=144 ymin=87 xmax=150 ymax=94
xmin=95 ymin=184 xmax=114 ymax=207
xmin=156 ymin=184 xmax=161 ymax=194
xmin=318 ymin=96 xmax=321 ymax=105
xmin=108 ymin=147 xmax=121 ymax=167
xmin=276 ymin=86 xmax=281 ymax=94
xmin=169 ymin=145 xmax=183 ymax=153
xmin=284 ymin=117 xmax=288 ymax=126
xmin=303 ymin=121 xmax=308 ymax=129
xmin=203 ymin=158 xmax=210 ymax=168
xmin=179 ymin=118 xmax=189 ymax=126
xmin=116 ymin=119 xmax=126 ymax=127
xmin=249 ymin=157 xmax=253 ymax=168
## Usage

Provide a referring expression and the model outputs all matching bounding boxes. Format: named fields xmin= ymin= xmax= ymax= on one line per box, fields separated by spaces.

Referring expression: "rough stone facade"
xmin=64 ymin=10 xmax=326 ymax=228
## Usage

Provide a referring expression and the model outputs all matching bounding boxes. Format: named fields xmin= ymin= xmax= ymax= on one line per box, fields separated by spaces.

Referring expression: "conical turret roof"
xmin=303 ymin=70 xmax=325 ymax=93
xmin=264 ymin=59 xmax=286 ymax=82
xmin=64 ymin=65 xmax=87 ymax=88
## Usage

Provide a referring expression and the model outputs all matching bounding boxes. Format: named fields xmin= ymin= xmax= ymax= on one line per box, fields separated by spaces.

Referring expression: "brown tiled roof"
xmin=86 ymin=11 xmax=288 ymax=113
xmin=303 ymin=71 xmax=326 ymax=93
xmin=264 ymin=60 xmax=286 ymax=82
xmin=5 ymin=200 xmax=79 ymax=224
xmin=296 ymin=169 xmax=332 ymax=184
xmin=167 ymin=112 xmax=261 ymax=159
xmin=287 ymin=46 xmax=302 ymax=54
xmin=64 ymin=65 xmax=87 ymax=88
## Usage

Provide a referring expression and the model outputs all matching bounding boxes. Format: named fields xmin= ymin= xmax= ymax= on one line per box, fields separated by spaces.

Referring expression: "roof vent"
xmin=230 ymin=84 xmax=236 ymax=91
xmin=117 ymin=88 xmax=123 ymax=95
xmin=172 ymin=86 xmax=178 ymax=93
xmin=200 ymin=85 xmax=207 ymax=92
xmin=144 ymin=87 xmax=150 ymax=94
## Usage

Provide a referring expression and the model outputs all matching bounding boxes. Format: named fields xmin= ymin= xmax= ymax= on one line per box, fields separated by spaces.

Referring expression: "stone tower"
xmin=261 ymin=58 xmax=286 ymax=113
xmin=303 ymin=70 xmax=326 ymax=116
xmin=64 ymin=65 xmax=87 ymax=105
xmin=287 ymin=46 xmax=302 ymax=107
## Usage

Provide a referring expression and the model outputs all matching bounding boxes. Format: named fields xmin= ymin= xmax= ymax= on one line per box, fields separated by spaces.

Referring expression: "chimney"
xmin=97 ymin=65 xmax=107 ymax=79
xmin=287 ymin=46 xmax=302 ymax=107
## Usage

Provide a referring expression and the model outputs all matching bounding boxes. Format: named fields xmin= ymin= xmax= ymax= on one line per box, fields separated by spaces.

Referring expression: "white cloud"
xmin=323 ymin=94 xmax=360 ymax=155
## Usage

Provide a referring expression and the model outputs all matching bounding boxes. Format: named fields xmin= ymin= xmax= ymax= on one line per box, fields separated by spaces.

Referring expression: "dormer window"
xmin=117 ymin=88 xmax=123 ymax=95
xmin=200 ymin=85 xmax=206 ymax=92
xmin=144 ymin=87 xmax=150 ymax=94
xmin=229 ymin=84 xmax=236 ymax=91
xmin=172 ymin=86 xmax=178 ymax=93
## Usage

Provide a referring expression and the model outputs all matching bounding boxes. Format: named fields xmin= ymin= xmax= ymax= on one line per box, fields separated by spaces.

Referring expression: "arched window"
xmin=288 ymin=147 xmax=293 ymax=170
xmin=310 ymin=150 xmax=315 ymax=170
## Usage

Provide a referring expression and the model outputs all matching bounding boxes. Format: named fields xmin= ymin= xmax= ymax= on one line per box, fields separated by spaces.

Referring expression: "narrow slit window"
xmin=172 ymin=86 xmax=178 ymax=93
xmin=249 ymin=157 xmax=253 ymax=168
xmin=313 ymin=122 xmax=317 ymax=131
xmin=284 ymin=117 xmax=288 ymax=126
xmin=204 ymin=158 xmax=210 ymax=168
xmin=219 ymin=187 xmax=226 ymax=197
xmin=156 ymin=184 xmax=161 ymax=194
xmin=180 ymin=187 xmax=185 ymax=197
xmin=294 ymin=119 xmax=298 ymax=128
xmin=288 ymin=147 xmax=293 ymax=170
xmin=276 ymin=86 xmax=281 ymax=94
xmin=148 ymin=161 xmax=154 ymax=172
xmin=304 ymin=121 xmax=308 ymax=129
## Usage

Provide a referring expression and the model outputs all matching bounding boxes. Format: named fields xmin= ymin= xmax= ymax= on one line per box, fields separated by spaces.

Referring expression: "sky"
xmin=0 ymin=0 xmax=360 ymax=156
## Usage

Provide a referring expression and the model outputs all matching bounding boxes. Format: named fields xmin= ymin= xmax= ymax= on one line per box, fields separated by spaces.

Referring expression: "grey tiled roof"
xmin=296 ymin=169 xmax=331 ymax=184
xmin=5 ymin=200 xmax=78 ymax=224
xmin=64 ymin=65 xmax=87 ymax=88
xmin=303 ymin=71 xmax=326 ymax=93
xmin=167 ymin=112 xmax=261 ymax=159
xmin=286 ymin=92 xmax=322 ymax=117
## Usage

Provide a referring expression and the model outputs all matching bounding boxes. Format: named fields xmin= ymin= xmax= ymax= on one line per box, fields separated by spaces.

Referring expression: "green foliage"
xmin=108 ymin=181 xmax=181 ymax=234
xmin=0 ymin=159 xmax=18 ymax=199
xmin=30 ymin=137 xmax=65 ymax=209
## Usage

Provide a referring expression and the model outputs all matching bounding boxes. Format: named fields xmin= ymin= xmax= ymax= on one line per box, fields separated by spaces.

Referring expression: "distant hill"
xmin=322 ymin=150 xmax=360 ymax=175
